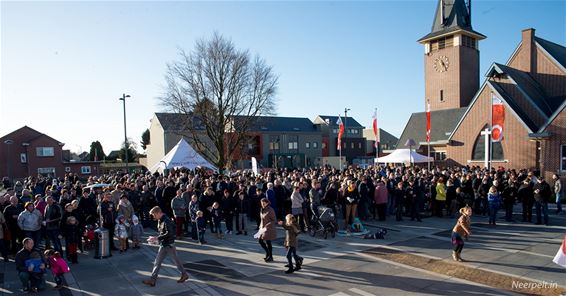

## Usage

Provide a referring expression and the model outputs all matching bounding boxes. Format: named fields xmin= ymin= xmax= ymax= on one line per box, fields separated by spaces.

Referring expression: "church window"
xmin=462 ymin=35 xmax=476 ymax=49
xmin=471 ymin=125 xmax=504 ymax=161
xmin=440 ymin=90 xmax=444 ymax=102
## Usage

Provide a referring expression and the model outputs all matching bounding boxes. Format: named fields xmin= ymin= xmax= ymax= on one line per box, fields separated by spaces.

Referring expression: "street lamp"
xmin=405 ymin=138 xmax=417 ymax=167
xmin=4 ymin=139 xmax=13 ymax=182
xmin=119 ymin=93 xmax=131 ymax=174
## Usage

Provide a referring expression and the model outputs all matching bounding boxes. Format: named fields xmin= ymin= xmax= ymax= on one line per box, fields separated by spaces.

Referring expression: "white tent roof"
xmin=376 ymin=148 xmax=433 ymax=164
xmin=150 ymin=139 xmax=217 ymax=172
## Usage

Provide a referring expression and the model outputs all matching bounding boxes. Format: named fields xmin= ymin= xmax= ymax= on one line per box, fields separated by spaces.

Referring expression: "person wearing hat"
xmin=17 ymin=202 xmax=42 ymax=249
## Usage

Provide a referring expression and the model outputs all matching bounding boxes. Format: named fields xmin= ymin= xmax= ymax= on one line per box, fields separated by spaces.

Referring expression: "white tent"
xmin=150 ymin=139 xmax=217 ymax=172
xmin=376 ymin=148 xmax=433 ymax=164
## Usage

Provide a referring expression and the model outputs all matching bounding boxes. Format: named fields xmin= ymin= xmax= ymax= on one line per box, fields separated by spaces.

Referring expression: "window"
xmin=305 ymin=142 xmax=310 ymax=149
xmin=37 ymin=167 xmax=55 ymax=177
xmin=81 ymin=166 xmax=91 ymax=174
xmin=434 ymin=151 xmax=447 ymax=161
xmin=36 ymin=147 xmax=54 ymax=157
xmin=351 ymin=142 xmax=355 ymax=149
xmin=313 ymin=142 xmax=318 ymax=149
xmin=20 ymin=153 xmax=27 ymax=163
xmin=358 ymin=143 xmax=362 ymax=149
xmin=561 ymin=145 xmax=566 ymax=172
xmin=472 ymin=126 xmax=504 ymax=161
xmin=462 ymin=35 xmax=476 ymax=49
xmin=269 ymin=136 xmax=280 ymax=152
xmin=440 ymin=90 xmax=444 ymax=102
xmin=288 ymin=136 xmax=298 ymax=152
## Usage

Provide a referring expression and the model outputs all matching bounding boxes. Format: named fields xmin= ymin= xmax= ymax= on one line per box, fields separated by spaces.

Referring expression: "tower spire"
xmin=418 ymin=0 xmax=485 ymax=43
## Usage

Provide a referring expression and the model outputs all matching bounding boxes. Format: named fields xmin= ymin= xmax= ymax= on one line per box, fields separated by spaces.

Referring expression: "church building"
xmin=398 ymin=0 xmax=566 ymax=179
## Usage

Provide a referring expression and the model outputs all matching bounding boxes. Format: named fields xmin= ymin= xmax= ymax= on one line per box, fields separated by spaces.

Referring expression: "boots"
xmin=142 ymin=278 xmax=156 ymax=287
xmin=456 ymin=252 xmax=464 ymax=262
xmin=285 ymin=267 xmax=294 ymax=274
xmin=452 ymin=251 xmax=458 ymax=261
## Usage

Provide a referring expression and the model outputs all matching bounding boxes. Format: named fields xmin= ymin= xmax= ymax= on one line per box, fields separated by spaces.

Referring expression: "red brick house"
xmin=399 ymin=0 xmax=566 ymax=180
xmin=0 ymin=126 xmax=100 ymax=180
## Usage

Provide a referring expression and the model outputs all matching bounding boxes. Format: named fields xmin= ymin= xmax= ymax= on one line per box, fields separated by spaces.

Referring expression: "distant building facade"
xmin=0 ymin=126 xmax=100 ymax=180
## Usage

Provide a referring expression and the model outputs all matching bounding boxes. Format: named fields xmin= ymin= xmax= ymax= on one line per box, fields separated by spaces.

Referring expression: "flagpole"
xmin=426 ymin=100 xmax=431 ymax=172
xmin=374 ymin=108 xmax=379 ymax=165
xmin=489 ymin=93 xmax=493 ymax=171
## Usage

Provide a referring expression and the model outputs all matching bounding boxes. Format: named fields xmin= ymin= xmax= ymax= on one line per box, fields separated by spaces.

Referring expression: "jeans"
xmin=198 ymin=230 xmax=205 ymax=243
xmin=504 ymin=203 xmax=514 ymax=221
xmin=556 ymin=193 xmax=563 ymax=213
xmin=286 ymin=246 xmax=301 ymax=267
xmin=19 ymin=271 xmax=45 ymax=289
xmin=191 ymin=222 xmax=198 ymax=240
xmin=174 ymin=217 xmax=185 ymax=237
xmin=236 ymin=214 xmax=247 ymax=233
xmin=387 ymin=194 xmax=396 ymax=215
xmin=535 ymin=201 xmax=549 ymax=225
xmin=488 ymin=206 xmax=498 ymax=224
xmin=150 ymin=245 xmax=187 ymax=280
xmin=46 ymin=229 xmax=63 ymax=253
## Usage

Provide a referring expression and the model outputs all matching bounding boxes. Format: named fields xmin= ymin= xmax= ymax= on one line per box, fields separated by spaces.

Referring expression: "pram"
xmin=308 ymin=206 xmax=338 ymax=239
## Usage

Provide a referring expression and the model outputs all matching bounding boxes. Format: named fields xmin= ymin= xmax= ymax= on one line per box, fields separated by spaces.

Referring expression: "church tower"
xmin=418 ymin=0 xmax=486 ymax=111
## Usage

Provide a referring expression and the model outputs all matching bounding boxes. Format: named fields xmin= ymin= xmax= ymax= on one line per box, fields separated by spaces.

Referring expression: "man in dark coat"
xmin=533 ymin=176 xmax=551 ymax=225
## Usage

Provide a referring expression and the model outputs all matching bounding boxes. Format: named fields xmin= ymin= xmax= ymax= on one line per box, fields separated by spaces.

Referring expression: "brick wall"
xmin=447 ymin=86 xmax=538 ymax=170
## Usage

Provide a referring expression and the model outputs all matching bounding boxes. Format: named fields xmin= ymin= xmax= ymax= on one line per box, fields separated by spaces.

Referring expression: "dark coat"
xmin=157 ymin=214 xmax=176 ymax=246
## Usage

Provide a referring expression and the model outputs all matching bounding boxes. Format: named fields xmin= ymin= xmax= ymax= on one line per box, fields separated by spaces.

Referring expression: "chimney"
xmin=521 ymin=28 xmax=536 ymax=74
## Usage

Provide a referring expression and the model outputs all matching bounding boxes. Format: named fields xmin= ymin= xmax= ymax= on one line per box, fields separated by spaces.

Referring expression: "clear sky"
xmin=1 ymin=0 xmax=565 ymax=155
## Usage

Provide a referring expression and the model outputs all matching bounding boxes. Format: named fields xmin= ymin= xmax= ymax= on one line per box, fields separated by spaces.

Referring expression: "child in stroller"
xmin=308 ymin=205 xmax=338 ymax=239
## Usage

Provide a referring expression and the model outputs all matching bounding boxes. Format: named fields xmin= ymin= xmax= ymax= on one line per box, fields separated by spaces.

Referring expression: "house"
xmin=0 ymin=126 xmax=100 ymax=180
xmin=313 ymin=115 xmax=366 ymax=162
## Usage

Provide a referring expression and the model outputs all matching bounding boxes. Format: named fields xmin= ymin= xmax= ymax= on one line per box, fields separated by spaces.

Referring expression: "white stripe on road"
xmin=349 ymin=288 xmax=377 ymax=296
xmin=328 ymin=292 xmax=352 ymax=296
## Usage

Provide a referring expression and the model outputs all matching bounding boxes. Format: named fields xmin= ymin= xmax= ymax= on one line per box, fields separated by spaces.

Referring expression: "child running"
xmin=278 ymin=214 xmax=303 ymax=274
xmin=451 ymin=206 xmax=472 ymax=262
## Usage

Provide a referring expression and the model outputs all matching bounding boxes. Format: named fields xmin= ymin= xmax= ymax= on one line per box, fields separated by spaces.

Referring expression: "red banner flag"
xmin=372 ymin=109 xmax=379 ymax=148
xmin=492 ymin=95 xmax=505 ymax=142
xmin=426 ymin=102 xmax=431 ymax=143
xmin=337 ymin=116 xmax=344 ymax=151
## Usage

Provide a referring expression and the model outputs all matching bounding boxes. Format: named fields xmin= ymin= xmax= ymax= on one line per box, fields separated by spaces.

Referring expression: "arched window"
xmin=471 ymin=125 xmax=504 ymax=161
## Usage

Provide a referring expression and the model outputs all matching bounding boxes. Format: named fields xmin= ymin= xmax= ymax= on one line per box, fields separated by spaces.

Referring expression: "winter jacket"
xmin=17 ymin=209 xmax=42 ymax=231
xmin=374 ymin=183 xmax=388 ymax=204
xmin=130 ymin=223 xmax=144 ymax=241
xmin=44 ymin=203 xmax=62 ymax=230
xmin=157 ymin=214 xmax=176 ymax=246
xmin=259 ymin=206 xmax=276 ymax=241
xmin=115 ymin=222 xmax=128 ymax=239
xmin=291 ymin=191 xmax=304 ymax=209
xmin=282 ymin=222 xmax=300 ymax=248
xmin=171 ymin=196 xmax=187 ymax=218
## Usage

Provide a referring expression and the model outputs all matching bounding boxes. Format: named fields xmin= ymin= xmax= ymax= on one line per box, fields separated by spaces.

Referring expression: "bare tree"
xmin=158 ymin=32 xmax=278 ymax=170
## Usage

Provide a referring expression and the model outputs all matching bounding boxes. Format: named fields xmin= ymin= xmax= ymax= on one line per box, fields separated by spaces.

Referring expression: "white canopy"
xmin=150 ymin=139 xmax=217 ymax=172
xmin=376 ymin=149 xmax=433 ymax=164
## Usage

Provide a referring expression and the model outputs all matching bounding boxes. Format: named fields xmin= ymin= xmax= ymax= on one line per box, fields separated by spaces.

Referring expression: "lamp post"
xmin=4 ymin=139 xmax=13 ymax=182
xmin=405 ymin=138 xmax=416 ymax=167
xmin=119 ymin=93 xmax=131 ymax=174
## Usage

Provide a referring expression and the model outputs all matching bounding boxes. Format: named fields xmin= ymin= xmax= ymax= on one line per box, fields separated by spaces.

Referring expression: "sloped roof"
xmin=154 ymin=113 xmax=193 ymax=131
xmin=492 ymin=63 xmax=555 ymax=115
xmin=242 ymin=116 xmax=317 ymax=133
xmin=487 ymin=81 xmax=539 ymax=133
xmin=397 ymin=107 xmax=467 ymax=148
xmin=0 ymin=126 xmax=63 ymax=145
xmin=536 ymin=36 xmax=566 ymax=71
xmin=379 ymin=128 xmax=398 ymax=146
xmin=314 ymin=115 xmax=364 ymax=128
xmin=418 ymin=0 xmax=485 ymax=42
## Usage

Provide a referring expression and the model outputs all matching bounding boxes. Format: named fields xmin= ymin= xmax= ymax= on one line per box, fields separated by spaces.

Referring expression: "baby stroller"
xmin=309 ymin=206 xmax=338 ymax=239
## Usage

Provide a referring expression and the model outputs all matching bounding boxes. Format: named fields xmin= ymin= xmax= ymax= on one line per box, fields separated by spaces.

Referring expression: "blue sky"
xmin=1 ymin=0 xmax=565 ymax=154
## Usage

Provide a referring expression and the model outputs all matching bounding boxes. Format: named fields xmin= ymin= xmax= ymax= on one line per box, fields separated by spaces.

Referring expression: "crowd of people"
xmin=0 ymin=164 xmax=562 ymax=291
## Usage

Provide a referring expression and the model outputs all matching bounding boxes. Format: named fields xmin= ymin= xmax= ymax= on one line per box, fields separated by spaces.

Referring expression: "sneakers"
xmin=142 ymin=278 xmax=156 ymax=287
xmin=177 ymin=274 xmax=189 ymax=283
